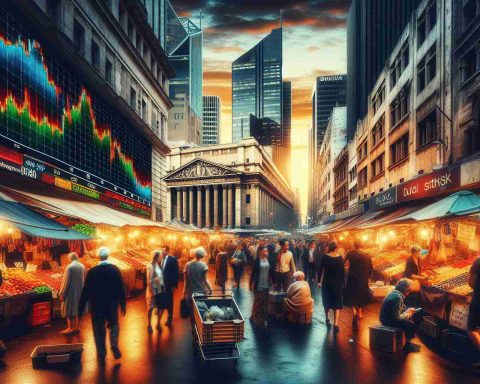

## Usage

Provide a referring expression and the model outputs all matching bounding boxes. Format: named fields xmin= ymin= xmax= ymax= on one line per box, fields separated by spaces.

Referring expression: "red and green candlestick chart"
xmin=0 ymin=28 xmax=152 ymax=202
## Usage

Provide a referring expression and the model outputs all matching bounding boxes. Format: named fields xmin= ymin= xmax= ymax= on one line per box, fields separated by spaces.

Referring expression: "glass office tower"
xmin=232 ymin=28 xmax=283 ymax=144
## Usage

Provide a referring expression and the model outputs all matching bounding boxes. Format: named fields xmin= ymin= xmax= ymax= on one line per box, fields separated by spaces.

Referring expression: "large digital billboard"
xmin=0 ymin=8 xmax=152 ymax=216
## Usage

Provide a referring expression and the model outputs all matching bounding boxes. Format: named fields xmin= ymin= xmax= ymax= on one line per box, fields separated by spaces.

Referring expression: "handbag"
xmin=180 ymin=298 xmax=190 ymax=318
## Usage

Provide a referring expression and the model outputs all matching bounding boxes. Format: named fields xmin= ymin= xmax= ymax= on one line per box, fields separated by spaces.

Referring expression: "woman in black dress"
xmin=344 ymin=240 xmax=373 ymax=324
xmin=318 ymin=241 xmax=344 ymax=333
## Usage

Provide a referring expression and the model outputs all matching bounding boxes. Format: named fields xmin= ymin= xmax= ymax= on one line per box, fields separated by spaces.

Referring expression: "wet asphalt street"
xmin=1 ymin=270 xmax=480 ymax=384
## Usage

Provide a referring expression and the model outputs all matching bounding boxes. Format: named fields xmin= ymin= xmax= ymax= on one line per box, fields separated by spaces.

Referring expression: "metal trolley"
xmin=191 ymin=291 xmax=245 ymax=367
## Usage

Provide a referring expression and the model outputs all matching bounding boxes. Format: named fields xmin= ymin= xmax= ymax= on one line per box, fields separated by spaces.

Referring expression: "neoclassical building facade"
xmin=164 ymin=138 xmax=294 ymax=229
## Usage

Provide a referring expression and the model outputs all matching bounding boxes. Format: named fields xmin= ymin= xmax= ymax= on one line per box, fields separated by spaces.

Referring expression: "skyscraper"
xmin=282 ymin=81 xmax=292 ymax=183
xmin=347 ymin=0 xmax=421 ymax=138
xmin=311 ymin=75 xmax=347 ymax=155
xmin=232 ymin=28 xmax=283 ymax=144
xmin=202 ymin=96 xmax=221 ymax=145
xmin=143 ymin=1 xmax=203 ymax=145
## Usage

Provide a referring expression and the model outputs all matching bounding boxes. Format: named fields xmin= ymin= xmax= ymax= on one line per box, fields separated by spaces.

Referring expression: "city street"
xmin=1 ymin=270 xmax=479 ymax=384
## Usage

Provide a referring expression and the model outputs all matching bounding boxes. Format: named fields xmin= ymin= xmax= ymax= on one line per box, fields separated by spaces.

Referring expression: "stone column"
xmin=213 ymin=185 xmax=219 ymax=228
xmin=228 ymin=184 xmax=234 ymax=228
xmin=182 ymin=187 xmax=187 ymax=222
xmin=197 ymin=187 xmax=203 ymax=228
xmin=189 ymin=187 xmax=194 ymax=225
xmin=176 ymin=188 xmax=181 ymax=220
xmin=235 ymin=184 xmax=242 ymax=228
xmin=205 ymin=186 xmax=211 ymax=228
xmin=222 ymin=186 xmax=228 ymax=228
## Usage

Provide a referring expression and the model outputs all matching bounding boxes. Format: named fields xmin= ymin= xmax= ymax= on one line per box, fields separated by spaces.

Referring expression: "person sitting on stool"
xmin=379 ymin=278 xmax=421 ymax=352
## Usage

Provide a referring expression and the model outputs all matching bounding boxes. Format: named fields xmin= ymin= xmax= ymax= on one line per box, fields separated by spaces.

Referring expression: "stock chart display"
xmin=0 ymin=9 xmax=152 ymax=216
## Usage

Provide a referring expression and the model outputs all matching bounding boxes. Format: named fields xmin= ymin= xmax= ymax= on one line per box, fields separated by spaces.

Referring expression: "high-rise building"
xmin=347 ymin=0 xmax=421 ymax=138
xmin=143 ymin=1 xmax=203 ymax=145
xmin=232 ymin=28 xmax=283 ymax=144
xmin=202 ymin=96 xmax=221 ymax=145
xmin=282 ymin=81 xmax=292 ymax=183
xmin=311 ymin=75 xmax=347 ymax=154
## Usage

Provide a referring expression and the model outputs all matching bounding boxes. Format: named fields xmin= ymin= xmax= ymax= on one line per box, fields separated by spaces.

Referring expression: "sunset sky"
xmin=172 ymin=0 xmax=349 ymax=221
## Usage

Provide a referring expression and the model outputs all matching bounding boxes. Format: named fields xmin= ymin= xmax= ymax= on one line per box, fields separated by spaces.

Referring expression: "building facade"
xmin=354 ymin=0 xmax=452 ymax=205
xmin=232 ymin=28 xmax=284 ymax=147
xmin=333 ymin=146 xmax=349 ymax=214
xmin=347 ymin=0 xmax=422 ymax=138
xmin=202 ymin=96 xmax=221 ymax=145
xmin=314 ymin=107 xmax=347 ymax=222
xmin=282 ymin=81 xmax=292 ymax=183
xmin=0 ymin=0 xmax=173 ymax=221
xmin=164 ymin=138 xmax=294 ymax=229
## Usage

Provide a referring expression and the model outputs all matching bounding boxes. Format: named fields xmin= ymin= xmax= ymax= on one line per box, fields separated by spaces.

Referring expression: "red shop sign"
xmin=0 ymin=145 xmax=23 ymax=165
xmin=397 ymin=166 xmax=461 ymax=202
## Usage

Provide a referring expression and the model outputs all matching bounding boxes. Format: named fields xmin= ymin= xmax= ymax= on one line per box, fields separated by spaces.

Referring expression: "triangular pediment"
xmin=164 ymin=159 xmax=242 ymax=181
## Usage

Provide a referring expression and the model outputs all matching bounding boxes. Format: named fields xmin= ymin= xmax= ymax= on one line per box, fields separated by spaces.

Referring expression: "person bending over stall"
xmin=284 ymin=271 xmax=314 ymax=322
xmin=379 ymin=278 xmax=421 ymax=352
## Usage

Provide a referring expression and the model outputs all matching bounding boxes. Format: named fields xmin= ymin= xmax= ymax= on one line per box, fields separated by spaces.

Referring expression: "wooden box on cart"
xmin=192 ymin=293 xmax=245 ymax=345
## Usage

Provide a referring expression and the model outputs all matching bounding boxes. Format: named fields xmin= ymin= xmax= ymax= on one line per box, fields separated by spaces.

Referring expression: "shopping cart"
xmin=191 ymin=291 xmax=244 ymax=368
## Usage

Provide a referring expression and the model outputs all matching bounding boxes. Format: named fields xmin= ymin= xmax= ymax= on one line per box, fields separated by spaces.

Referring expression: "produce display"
xmin=31 ymin=271 xmax=64 ymax=292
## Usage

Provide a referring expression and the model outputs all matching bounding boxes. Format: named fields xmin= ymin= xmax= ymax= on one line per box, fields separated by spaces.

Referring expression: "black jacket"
xmin=302 ymin=247 xmax=322 ymax=270
xmin=250 ymin=257 xmax=275 ymax=290
xmin=162 ymin=255 xmax=179 ymax=289
xmin=79 ymin=263 xmax=126 ymax=321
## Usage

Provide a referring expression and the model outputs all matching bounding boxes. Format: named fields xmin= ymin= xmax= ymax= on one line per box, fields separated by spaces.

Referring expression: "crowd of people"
xmin=3 ymin=235 xmax=478 ymax=366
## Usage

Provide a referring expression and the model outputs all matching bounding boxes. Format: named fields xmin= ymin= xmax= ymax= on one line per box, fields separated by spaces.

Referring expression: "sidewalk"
xmin=0 ymin=270 xmax=479 ymax=384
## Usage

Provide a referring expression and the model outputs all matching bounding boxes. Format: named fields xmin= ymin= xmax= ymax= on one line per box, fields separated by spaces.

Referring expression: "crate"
xmin=441 ymin=329 xmax=471 ymax=354
xmin=29 ymin=301 xmax=51 ymax=327
xmin=31 ymin=343 xmax=83 ymax=369
xmin=193 ymin=295 xmax=244 ymax=345
xmin=287 ymin=312 xmax=312 ymax=325
xmin=420 ymin=315 xmax=441 ymax=338
xmin=369 ymin=325 xmax=406 ymax=353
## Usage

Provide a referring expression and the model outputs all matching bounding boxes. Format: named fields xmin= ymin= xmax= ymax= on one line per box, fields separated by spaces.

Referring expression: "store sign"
xmin=457 ymin=222 xmax=477 ymax=243
xmin=448 ymin=302 xmax=470 ymax=331
xmin=397 ymin=166 xmax=461 ymax=203
xmin=336 ymin=203 xmax=366 ymax=220
xmin=369 ymin=187 xmax=397 ymax=210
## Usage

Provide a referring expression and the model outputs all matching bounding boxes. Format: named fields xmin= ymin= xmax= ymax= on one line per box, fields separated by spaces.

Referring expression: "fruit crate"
xmin=420 ymin=315 xmax=442 ymax=338
xmin=192 ymin=292 xmax=244 ymax=345
xmin=29 ymin=301 xmax=52 ymax=327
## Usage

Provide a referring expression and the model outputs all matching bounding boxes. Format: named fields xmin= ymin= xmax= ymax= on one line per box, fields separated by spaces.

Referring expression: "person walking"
xmin=250 ymin=246 xmax=273 ymax=327
xmin=274 ymin=239 xmax=296 ymax=292
xmin=59 ymin=252 xmax=85 ymax=335
xmin=183 ymin=247 xmax=213 ymax=301
xmin=161 ymin=245 xmax=179 ymax=326
xmin=343 ymin=240 xmax=373 ymax=324
xmin=303 ymin=240 xmax=321 ymax=283
xmin=215 ymin=244 xmax=229 ymax=293
xmin=79 ymin=247 xmax=126 ymax=365
xmin=146 ymin=250 xmax=165 ymax=333
xmin=231 ymin=243 xmax=247 ymax=290
xmin=318 ymin=241 xmax=344 ymax=333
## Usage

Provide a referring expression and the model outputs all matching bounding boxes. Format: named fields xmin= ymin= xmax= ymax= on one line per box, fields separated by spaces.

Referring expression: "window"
xmin=417 ymin=110 xmax=438 ymax=147
xmin=372 ymin=84 xmax=385 ymax=114
xmin=418 ymin=1 xmax=437 ymax=46
xmin=358 ymin=167 xmax=368 ymax=189
xmin=246 ymin=194 xmax=251 ymax=204
xmin=127 ymin=19 xmax=134 ymax=42
xmin=105 ymin=58 xmax=113 ymax=84
xmin=463 ymin=126 xmax=480 ymax=157
xmin=390 ymin=42 xmax=409 ymax=87
xmin=141 ymin=98 xmax=147 ymax=120
xmin=390 ymin=85 xmax=410 ymax=128
xmin=246 ymin=217 xmax=251 ymax=226
xmin=463 ymin=0 xmax=477 ymax=32
xmin=461 ymin=49 xmax=478 ymax=82
xmin=371 ymin=153 xmax=385 ymax=179
xmin=358 ymin=140 xmax=368 ymax=161
xmin=91 ymin=39 xmax=100 ymax=69
xmin=371 ymin=115 xmax=385 ymax=147
xmin=417 ymin=46 xmax=436 ymax=93
xmin=73 ymin=18 xmax=85 ymax=53
xmin=130 ymin=87 xmax=136 ymax=110
xmin=390 ymin=133 xmax=409 ymax=165
xmin=136 ymin=34 xmax=142 ymax=55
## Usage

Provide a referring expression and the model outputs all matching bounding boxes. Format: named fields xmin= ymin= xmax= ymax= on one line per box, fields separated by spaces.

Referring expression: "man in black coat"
xmin=303 ymin=240 xmax=322 ymax=283
xmin=161 ymin=245 xmax=179 ymax=325
xmin=79 ymin=247 xmax=126 ymax=365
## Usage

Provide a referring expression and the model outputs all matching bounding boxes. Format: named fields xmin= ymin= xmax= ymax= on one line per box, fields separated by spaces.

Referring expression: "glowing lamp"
xmin=361 ymin=234 xmax=369 ymax=241
xmin=7 ymin=227 xmax=13 ymax=234
xmin=388 ymin=230 xmax=395 ymax=238
xmin=115 ymin=236 xmax=122 ymax=243
xmin=339 ymin=236 xmax=345 ymax=241
xmin=420 ymin=229 xmax=429 ymax=238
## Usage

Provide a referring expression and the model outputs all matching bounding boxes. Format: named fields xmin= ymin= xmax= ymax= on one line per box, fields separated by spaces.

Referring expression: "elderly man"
xmin=284 ymin=271 xmax=314 ymax=322
xmin=79 ymin=247 xmax=126 ymax=365
xmin=59 ymin=252 xmax=85 ymax=335
xmin=379 ymin=278 xmax=420 ymax=352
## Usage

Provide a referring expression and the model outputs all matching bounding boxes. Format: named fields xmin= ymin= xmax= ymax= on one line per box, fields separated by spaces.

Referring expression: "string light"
xmin=388 ymin=230 xmax=396 ymax=238
xmin=361 ymin=234 xmax=369 ymax=241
